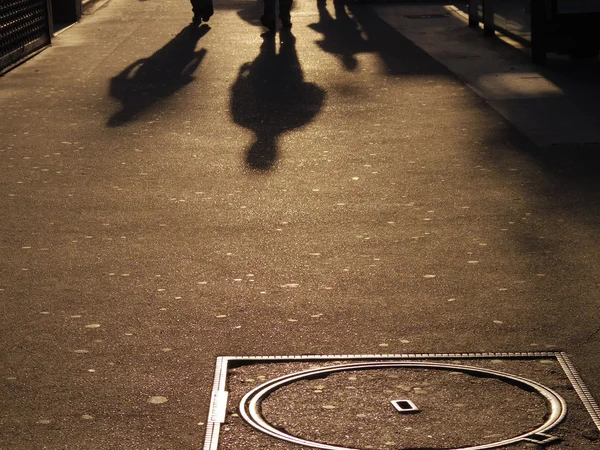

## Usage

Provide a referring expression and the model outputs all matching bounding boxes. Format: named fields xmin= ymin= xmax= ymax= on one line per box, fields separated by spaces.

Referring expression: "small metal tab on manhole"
xmin=203 ymin=353 xmax=600 ymax=450
xmin=391 ymin=399 xmax=420 ymax=414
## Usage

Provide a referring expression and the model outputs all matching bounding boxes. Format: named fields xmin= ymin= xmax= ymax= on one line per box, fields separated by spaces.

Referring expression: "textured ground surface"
xmin=1 ymin=0 xmax=599 ymax=448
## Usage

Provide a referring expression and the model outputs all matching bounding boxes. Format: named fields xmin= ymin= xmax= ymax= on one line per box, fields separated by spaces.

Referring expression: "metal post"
xmin=483 ymin=0 xmax=495 ymax=37
xmin=531 ymin=0 xmax=547 ymax=64
xmin=468 ymin=0 xmax=480 ymax=28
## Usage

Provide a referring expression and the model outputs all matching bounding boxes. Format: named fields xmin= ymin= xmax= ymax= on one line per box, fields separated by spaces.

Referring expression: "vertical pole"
xmin=46 ymin=0 xmax=55 ymax=36
xmin=468 ymin=0 xmax=480 ymax=28
xmin=483 ymin=0 xmax=495 ymax=36
xmin=531 ymin=0 xmax=547 ymax=64
xmin=75 ymin=0 xmax=82 ymax=22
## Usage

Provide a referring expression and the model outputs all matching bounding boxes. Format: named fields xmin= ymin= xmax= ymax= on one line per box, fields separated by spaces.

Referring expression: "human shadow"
xmin=107 ymin=24 xmax=210 ymax=127
xmin=345 ymin=2 xmax=450 ymax=76
xmin=309 ymin=0 xmax=373 ymax=71
xmin=230 ymin=30 xmax=326 ymax=171
xmin=236 ymin=0 xmax=266 ymax=27
xmin=236 ymin=1 xmax=297 ymax=27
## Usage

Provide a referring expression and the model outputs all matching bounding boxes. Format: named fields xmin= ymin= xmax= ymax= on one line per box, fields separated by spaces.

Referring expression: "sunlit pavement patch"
xmin=203 ymin=353 xmax=600 ymax=449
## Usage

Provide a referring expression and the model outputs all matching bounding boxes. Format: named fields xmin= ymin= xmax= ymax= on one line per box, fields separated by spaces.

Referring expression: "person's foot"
xmin=260 ymin=15 xmax=276 ymax=30
xmin=280 ymin=16 xmax=292 ymax=28
xmin=192 ymin=7 xmax=212 ymax=24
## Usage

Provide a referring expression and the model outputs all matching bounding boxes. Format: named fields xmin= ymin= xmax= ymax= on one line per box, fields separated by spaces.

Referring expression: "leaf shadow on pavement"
xmin=107 ymin=23 xmax=210 ymax=127
xmin=230 ymin=29 xmax=326 ymax=171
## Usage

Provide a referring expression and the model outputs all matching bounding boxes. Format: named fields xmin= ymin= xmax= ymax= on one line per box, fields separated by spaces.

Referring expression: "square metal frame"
xmin=203 ymin=352 xmax=600 ymax=450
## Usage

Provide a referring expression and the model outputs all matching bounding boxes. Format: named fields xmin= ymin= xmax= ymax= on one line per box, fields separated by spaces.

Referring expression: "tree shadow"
xmin=230 ymin=30 xmax=326 ymax=171
xmin=107 ymin=24 xmax=210 ymax=127
xmin=309 ymin=0 xmax=374 ymax=71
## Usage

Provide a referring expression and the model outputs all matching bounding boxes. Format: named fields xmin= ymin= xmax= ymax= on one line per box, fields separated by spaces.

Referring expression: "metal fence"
xmin=0 ymin=0 xmax=51 ymax=73
xmin=468 ymin=0 xmax=600 ymax=63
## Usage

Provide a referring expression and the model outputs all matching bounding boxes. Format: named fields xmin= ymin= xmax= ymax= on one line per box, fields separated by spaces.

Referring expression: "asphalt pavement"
xmin=1 ymin=0 xmax=599 ymax=448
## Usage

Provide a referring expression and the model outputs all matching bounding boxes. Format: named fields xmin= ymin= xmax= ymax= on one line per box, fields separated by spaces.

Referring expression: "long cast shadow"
xmin=107 ymin=24 xmax=210 ymax=127
xmin=230 ymin=30 xmax=326 ymax=171
xmin=344 ymin=2 xmax=450 ymax=76
xmin=309 ymin=0 xmax=373 ymax=71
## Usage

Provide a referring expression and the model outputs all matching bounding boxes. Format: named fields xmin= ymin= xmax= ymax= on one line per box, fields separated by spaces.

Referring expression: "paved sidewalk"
xmin=375 ymin=3 xmax=600 ymax=148
xmin=1 ymin=0 xmax=599 ymax=448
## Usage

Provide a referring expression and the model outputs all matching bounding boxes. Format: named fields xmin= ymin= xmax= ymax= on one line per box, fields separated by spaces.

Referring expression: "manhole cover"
xmin=203 ymin=353 xmax=600 ymax=449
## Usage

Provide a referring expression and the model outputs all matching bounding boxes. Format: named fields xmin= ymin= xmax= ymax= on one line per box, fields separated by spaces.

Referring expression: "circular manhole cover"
xmin=240 ymin=362 xmax=566 ymax=449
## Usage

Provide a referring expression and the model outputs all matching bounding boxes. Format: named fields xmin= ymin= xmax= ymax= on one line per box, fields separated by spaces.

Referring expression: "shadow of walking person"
xmin=236 ymin=0 xmax=265 ymax=27
xmin=230 ymin=30 xmax=326 ymax=171
xmin=309 ymin=0 xmax=373 ymax=71
xmin=236 ymin=1 xmax=297 ymax=28
xmin=107 ymin=24 xmax=210 ymax=127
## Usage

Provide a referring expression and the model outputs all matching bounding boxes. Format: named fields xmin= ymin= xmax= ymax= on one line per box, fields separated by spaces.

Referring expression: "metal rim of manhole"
xmin=239 ymin=361 xmax=567 ymax=450
xmin=203 ymin=352 xmax=600 ymax=450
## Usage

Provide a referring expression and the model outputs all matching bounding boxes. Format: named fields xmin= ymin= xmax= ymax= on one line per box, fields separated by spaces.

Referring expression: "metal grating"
xmin=0 ymin=0 xmax=51 ymax=73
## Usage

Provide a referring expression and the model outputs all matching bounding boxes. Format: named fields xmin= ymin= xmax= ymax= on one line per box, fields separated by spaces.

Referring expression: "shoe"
xmin=192 ymin=6 xmax=212 ymax=23
xmin=260 ymin=15 xmax=276 ymax=30
xmin=280 ymin=16 xmax=292 ymax=28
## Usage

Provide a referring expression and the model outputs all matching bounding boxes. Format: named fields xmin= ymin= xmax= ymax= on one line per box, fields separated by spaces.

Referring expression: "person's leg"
xmin=191 ymin=0 xmax=213 ymax=21
xmin=261 ymin=0 xmax=277 ymax=30
xmin=263 ymin=0 xmax=276 ymax=17
xmin=279 ymin=0 xmax=292 ymax=27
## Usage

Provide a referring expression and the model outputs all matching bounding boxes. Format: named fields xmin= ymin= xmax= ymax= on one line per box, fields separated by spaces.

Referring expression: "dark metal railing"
xmin=0 ymin=0 xmax=51 ymax=73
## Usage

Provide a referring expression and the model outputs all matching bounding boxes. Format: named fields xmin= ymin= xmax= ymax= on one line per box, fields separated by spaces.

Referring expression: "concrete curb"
xmin=82 ymin=0 xmax=112 ymax=15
